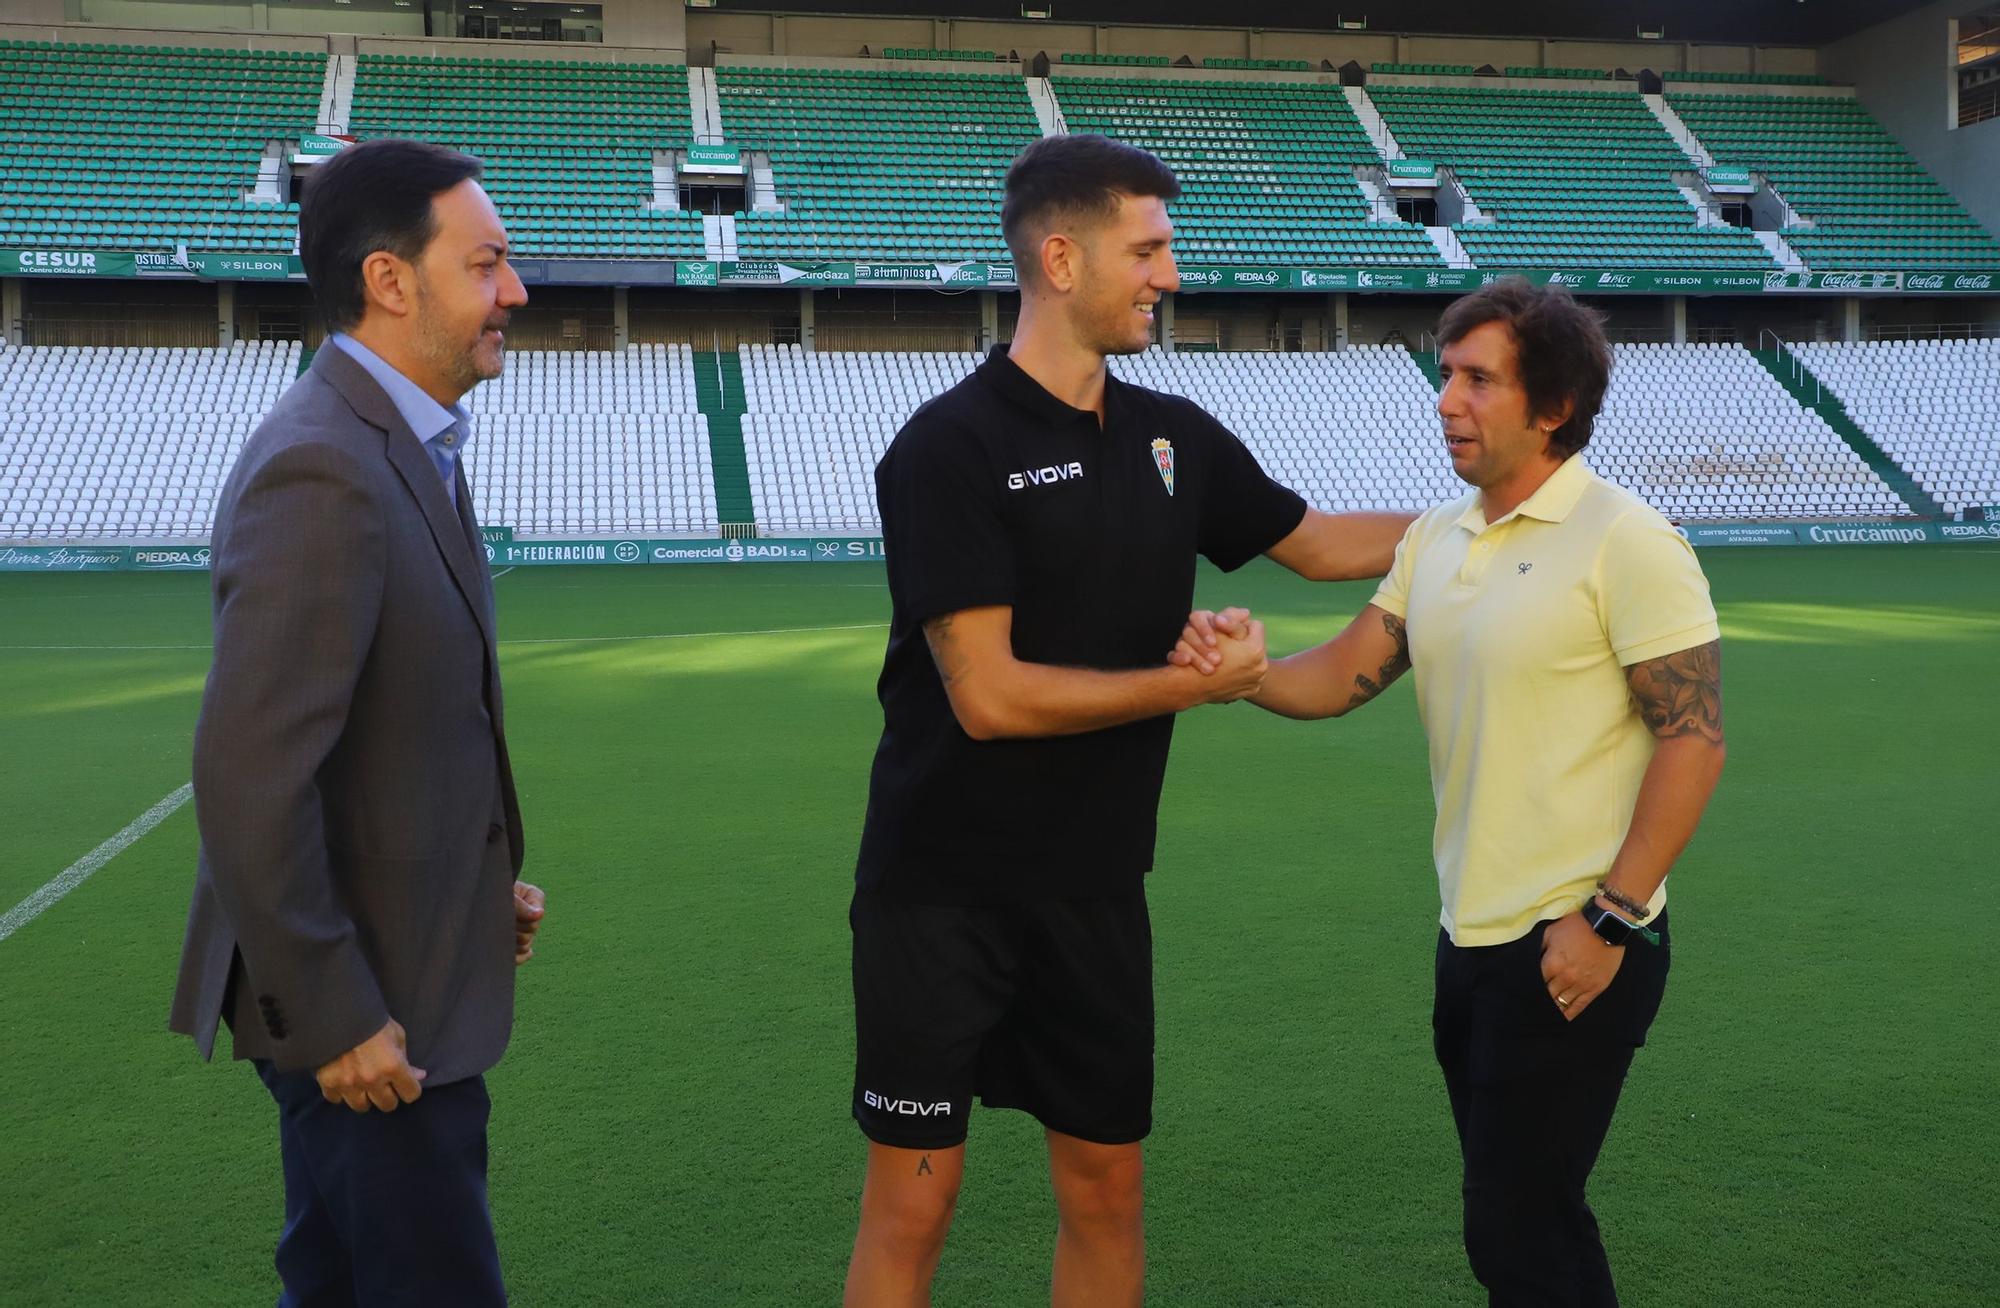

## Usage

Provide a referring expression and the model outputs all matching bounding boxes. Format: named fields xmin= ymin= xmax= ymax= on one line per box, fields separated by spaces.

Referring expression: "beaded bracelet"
xmin=1595 ymin=881 xmax=1652 ymax=922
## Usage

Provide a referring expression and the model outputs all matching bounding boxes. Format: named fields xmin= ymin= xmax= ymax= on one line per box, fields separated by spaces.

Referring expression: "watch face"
xmin=1589 ymin=908 xmax=1631 ymax=944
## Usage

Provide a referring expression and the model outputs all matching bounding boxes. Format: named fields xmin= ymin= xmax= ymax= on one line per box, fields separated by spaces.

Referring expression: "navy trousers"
xmin=254 ymin=1059 xmax=507 ymax=1307
xmin=1432 ymin=913 xmax=1671 ymax=1308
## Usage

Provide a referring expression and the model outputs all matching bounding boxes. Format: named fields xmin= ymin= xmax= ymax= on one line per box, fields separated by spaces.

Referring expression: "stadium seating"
xmin=740 ymin=346 xmax=981 ymax=534
xmin=1790 ymin=338 xmax=2000 ymax=515
xmin=462 ymin=345 xmax=718 ymax=535
xmin=1202 ymin=59 xmax=1313 ymax=72
xmin=1061 ymin=54 xmax=1172 ymax=68
xmin=1503 ymin=66 xmax=1614 ymax=80
xmin=0 ymin=334 xmax=1941 ymax=542
xmin=0 ymin=340 xmax=298 ymax=538
xmin=1368 ymin=85 xmax=1779 ymax=269
xmin=1114 ymin=346 xmax=1462 ymax=512
xmin=715 ymin=65 xmax=1041 ymax=262
xmin=1048 ymin=76 xmax=1442 ymax=265
xmin=1666 ymin=93 xmax=2000 ymax=269
xmin=0 ymin=342 xmax=718 ymax=540
xmin=878 ymin=48 xmax=997 ymax=63
xmin=1661 ymin=70 xmax=1826 ymax=86
xmin=349 ymin=54 xmax=708 ymax=259
xmin=1591 ymin=344 xmax=1907 ymax=519
xmin=0 ymin=41 xmax=321 ymax=252
xmin=1372 ymin=63 xmax=1478 ymax=77
xmin=734 ymin=342 xmax=1912 ymax=534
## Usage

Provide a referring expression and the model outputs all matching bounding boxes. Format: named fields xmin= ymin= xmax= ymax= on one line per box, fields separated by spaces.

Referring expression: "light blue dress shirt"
xmin=328 ymin=333 xmax=472 ymax=508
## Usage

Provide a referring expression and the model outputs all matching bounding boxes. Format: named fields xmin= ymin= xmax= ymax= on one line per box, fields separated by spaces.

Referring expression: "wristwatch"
xmin=1581 ymin=900 xmax=1660 ymax=947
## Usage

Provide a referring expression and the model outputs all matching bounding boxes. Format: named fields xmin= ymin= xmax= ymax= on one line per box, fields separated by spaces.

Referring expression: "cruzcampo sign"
xmin=1387 ymin=159 xmax=1440 ymax=183
xmin=684 ymin=143 xmax=742 ymax=169
xmin=1702 ymin=165 xmax=1755 ymax=191
xmin=299 ymin=133 xmax=348 ymax=156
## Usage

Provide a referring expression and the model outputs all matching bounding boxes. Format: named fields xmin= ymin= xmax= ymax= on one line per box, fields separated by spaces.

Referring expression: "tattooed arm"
xmin=1597 ymin=639 xmax=1728 ymax=910
xmin=1237 ymin=603 xmax=1412 ymax=721
xmin=923 ymin=605 xmax=1268 ymax=741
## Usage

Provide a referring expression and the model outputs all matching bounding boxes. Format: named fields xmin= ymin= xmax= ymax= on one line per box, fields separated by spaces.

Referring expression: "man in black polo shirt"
xmin=843 ymin=134 xmax=1416 ymax=1307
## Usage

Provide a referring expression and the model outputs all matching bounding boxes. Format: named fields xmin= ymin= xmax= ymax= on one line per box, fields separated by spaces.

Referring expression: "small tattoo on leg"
xmin=917 ymin=1154 xmax=933 ymax=1176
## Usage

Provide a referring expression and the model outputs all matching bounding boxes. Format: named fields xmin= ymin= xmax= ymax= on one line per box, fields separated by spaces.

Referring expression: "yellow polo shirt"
xmin=1372 ymin=455 xmax=1719 ymax=946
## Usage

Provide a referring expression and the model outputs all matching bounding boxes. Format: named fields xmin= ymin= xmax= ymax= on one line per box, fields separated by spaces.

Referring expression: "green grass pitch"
xmin=1 ymin=547 xmax=1996 ymax=1306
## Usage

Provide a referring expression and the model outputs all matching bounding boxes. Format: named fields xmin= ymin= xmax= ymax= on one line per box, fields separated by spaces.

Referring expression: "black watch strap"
xmin=1582 ymin=901 xmax=1659 ymax=947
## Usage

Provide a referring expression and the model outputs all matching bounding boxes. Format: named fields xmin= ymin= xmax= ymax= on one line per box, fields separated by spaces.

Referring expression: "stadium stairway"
xmin=1409 ymin=347 xmax=1443 ymax=392
xmin=1752 ymin=348 xmax=1942 ymax=517
xmin=693 ymin=349 xmax=755 ymax=529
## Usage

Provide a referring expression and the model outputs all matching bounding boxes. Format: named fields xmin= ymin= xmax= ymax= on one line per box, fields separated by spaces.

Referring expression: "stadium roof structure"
xmin=719 ymin=0 xmax=1936 ymax=48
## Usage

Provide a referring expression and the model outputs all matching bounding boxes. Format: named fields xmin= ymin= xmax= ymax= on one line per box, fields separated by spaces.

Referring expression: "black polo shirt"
xmin=856 ymin=345 xmax=1308 ymax=903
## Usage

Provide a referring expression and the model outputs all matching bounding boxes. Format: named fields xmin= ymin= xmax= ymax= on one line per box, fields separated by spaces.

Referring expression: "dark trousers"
xmin=1432 ymin=913 xmax=1670 ymax=1308
xmin=254 ymin=1059 xmax=507 ymax=1307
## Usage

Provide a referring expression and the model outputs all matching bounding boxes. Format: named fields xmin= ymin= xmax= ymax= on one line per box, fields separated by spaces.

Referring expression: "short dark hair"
xmin=299 ymin=138 xmax=484 ymax=333
xmin=1001 ymin=134 xmax=1181 ymax=284
xmin=1437 ymin=277 xmax=1613 ymax=458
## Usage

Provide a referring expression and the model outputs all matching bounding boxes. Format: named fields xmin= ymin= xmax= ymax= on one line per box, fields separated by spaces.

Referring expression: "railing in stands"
xmin=1861 ymin=322 xmax=2000 ymax=341
xmin=1760 ymin=327 xmax=1821 ymax=403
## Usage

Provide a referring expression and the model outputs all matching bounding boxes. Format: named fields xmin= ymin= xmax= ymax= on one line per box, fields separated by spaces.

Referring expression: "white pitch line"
xmin=0 ymin=783 xmax=193 ymax=942
xmin=492 ymin=566 xmax=516 ymax=578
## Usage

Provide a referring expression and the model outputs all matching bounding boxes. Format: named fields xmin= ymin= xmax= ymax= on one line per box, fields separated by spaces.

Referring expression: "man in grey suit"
xmin=169 ymin=138 xmax=541 ymax=1305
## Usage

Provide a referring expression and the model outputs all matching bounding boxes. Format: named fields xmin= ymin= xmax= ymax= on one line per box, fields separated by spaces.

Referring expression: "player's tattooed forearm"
xmin=1626 ymin=640 xmax=1724 ymax=742
xmin=917 ymin=1154 xmax=933 ymax=1176
xmin=1345 ymin=611 xmax=1412 ymax=711
xmin=923 ymin=614 xmax=968 ymax=688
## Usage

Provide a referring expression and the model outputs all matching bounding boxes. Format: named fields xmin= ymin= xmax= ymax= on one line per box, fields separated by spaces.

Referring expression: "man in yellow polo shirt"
xmin=1177 ymin=278 xmax=1726 ymax=1306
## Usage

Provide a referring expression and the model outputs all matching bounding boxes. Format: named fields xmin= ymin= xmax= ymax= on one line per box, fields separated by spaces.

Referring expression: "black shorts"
xmin=850 ymin=887 xmax=1154 ymax=1150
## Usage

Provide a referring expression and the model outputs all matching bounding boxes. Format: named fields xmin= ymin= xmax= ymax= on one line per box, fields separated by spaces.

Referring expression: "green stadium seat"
xmin=0 ymin=40 xmax=320 ymax=253
xmin=1368 ymin=84 xmax=1780 ymax=269
xmin=1666 ymin=91 xmax=2000 ymax=269
xmin=1048 ymin=75 xmax=1442 ymax=267
xmin=346 ymin=53 xmax=707 ymax=260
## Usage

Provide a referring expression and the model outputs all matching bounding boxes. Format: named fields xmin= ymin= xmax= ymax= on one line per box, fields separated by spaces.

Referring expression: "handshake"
xmin=1166 ymin=606 xmax=1267 ymax=704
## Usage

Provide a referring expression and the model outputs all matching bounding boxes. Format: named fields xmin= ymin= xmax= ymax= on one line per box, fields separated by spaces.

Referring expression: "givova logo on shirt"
xmin=1006 ymin=461 xmax=1085 ymax=491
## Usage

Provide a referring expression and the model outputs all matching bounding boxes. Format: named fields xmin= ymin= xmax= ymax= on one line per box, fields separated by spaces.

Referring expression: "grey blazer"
xmin=169 ymin=345 xmax=525 ymax=1085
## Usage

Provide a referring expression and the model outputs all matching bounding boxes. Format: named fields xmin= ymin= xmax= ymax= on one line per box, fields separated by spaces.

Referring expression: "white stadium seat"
xmin=737 ymin=341 xmax=1908 ymax=534
xmin=1790 ymin=338 xmax=2000 ymax=516
xmin=462 ymin=345 xmax=719 ymax=537
xmin=0 ymin=339 xmax=1937 ymax=543
xmin=0 ymin=340 xmax=297 ymax=540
